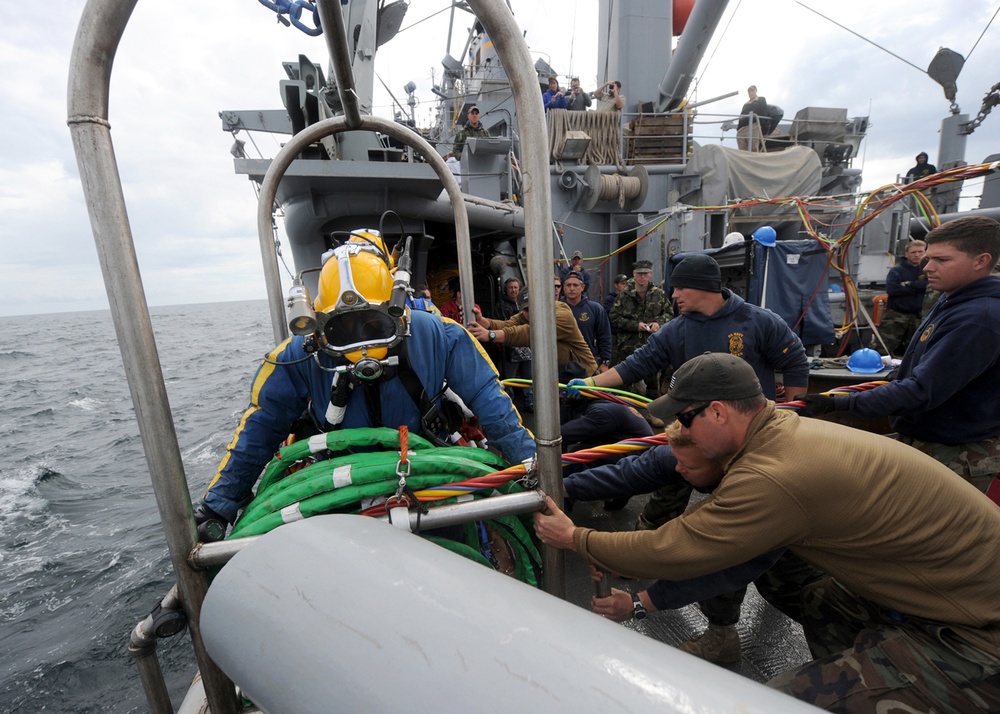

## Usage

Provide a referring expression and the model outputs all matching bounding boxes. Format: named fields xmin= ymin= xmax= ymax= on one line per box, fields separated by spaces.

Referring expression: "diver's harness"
xmin=318 ymin=338 xmax=468 ymax=448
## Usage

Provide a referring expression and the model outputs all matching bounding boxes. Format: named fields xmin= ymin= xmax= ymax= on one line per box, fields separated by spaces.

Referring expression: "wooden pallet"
xmin=625 ymin=114 xmax=690 ymax=164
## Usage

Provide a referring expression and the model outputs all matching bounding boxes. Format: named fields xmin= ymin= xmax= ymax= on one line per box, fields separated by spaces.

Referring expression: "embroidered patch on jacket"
xmin=728 ymin=332 xmax=745 ymax=357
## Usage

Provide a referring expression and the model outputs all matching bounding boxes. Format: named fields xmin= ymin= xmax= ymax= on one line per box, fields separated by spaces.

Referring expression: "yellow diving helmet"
xmin=314 ymin=232 xmax=406 ymax=364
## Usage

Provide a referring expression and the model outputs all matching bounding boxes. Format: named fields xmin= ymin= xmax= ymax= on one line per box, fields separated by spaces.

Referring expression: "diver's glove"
xmin=564 ymin=377 xmax=596 ymax=398
xmin=193 ymin=502 xmax=229 ymax=543
xmin=796 ymin=394 xmax=837 ymax=418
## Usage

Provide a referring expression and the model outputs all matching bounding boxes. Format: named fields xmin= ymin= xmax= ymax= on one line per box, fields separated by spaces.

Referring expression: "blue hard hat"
xmin=846 ymin=348 xmax=884 ymax=374
xmin=751 ymin=226 xmax=776 ymax=247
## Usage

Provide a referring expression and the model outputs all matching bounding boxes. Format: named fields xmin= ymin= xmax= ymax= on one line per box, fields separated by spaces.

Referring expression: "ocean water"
xmin=0 ymin=300 xmax=274 ymax=712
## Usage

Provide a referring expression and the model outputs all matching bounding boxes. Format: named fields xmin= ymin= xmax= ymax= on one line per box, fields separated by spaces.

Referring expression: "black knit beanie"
xmin=670 ymin=254 xmax=722 ymax=292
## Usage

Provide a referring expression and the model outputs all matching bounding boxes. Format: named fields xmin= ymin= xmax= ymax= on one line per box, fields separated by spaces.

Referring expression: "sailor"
xmin=194 ymin=232 xmax=535 ymax=539
xmin=603 ymin=273 xmax=629 ymax=317
xmin=799 ymin=216 xmax=1000 ymax=492
xmin=607 ymin=259 xmax=671 ymax=375
xmin=878 ymin=239 xmax=927 ymax=355
xmin=537 ymin=352 xmax=1000 ymax=711
xmin=586 ymin=254 xmax=807 ymax=408
xmin=736 ymin=85 xmax=767 ymax=150
xmin=578 ymin=421 xmax=821 ymax=638
xmin=568 ymin=253 xmax=810 ymax=662
xmin=904 ymin=151 xmax=938 ymax=182
xmin=497 ymin=277 xmax=533 ymax=412
xmin=466 ymin=290 xmax=599 ymax=376
xmin=451 ymin=106 xmax=490 ymax=160
xmin=560 ymin=271 xmax=612 ymax=373
xmin=559 ymin=250 xmax=591 ymax=294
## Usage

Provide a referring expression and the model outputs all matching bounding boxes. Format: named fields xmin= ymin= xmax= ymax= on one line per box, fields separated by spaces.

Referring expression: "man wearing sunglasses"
xmin=568 ymin=252 xmax=810 ymax=661
xmin=537 ymin=352 xmax=1000 ymax=712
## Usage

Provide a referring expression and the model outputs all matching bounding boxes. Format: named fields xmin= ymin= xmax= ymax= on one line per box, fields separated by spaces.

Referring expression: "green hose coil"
xmin=228 ymin=430 xmax=542 ymax=586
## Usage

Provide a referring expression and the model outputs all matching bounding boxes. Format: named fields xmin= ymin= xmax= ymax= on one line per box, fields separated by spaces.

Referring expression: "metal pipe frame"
xmin=465 ymin=0 xmax=565 ymax=596
xmin=315 ymin=0 xmax=363 ymax=129
xmin=192 ymin=491 xmax=545 ymax=569
xmin=67 ymin=1 xmax=239 ymax=711
xmin=127 ymin=585 xmax=182 ymax=713
xmin=256 ymin=116 xmax=473 ymax=332
xmin=381 ymin=490 xmax=545 ymax=531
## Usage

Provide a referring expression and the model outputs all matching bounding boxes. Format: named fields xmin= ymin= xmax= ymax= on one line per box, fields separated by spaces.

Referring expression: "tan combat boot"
xmin=677 ymin=624 xmax=742 ymax=664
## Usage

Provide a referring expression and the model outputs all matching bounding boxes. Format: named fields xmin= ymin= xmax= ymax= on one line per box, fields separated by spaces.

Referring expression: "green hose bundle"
xmin=228 ymin=428 xmax=541 ymax=586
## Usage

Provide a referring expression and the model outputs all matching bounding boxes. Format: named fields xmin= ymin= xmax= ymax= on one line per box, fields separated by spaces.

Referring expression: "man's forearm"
xmin=591 ymin=367 xmax=623 ymax=388
xmin=784 ymin=385 xmax=807 ymax=400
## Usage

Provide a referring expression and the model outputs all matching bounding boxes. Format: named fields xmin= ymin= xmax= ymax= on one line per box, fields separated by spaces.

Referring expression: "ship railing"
xmin=616 ymin=106 xmax=867 ymax=168
xmin=621 ymin=106 xmax=696 ymax=167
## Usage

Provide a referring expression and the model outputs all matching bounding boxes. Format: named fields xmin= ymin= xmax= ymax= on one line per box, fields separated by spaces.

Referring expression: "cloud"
xmin=1 ymin=0 xmax=997 ymax=317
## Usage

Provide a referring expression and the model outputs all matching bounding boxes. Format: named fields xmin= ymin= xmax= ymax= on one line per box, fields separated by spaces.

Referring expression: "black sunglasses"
xmin=676 ymin=402 xmax=710 ymax=428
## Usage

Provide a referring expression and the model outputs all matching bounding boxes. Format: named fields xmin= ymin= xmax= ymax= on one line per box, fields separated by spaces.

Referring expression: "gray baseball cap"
xmin=648 ymin=352 xmax=762 ymax=421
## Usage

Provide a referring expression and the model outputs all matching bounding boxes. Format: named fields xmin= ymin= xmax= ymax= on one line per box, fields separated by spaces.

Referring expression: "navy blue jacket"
xmin=564 ymin=443 xmax=681 ymax=501
xmin=203 ymin=310 xmax=535 ymax=522
xmin=602 ymin=290 xmax=619 ymax=315
xmin=838 ymin=276 xmax=1000 ymax=444
xmin=645 ymin=549 xmax=785 ymax=611
xmin=561 ymin=401 xmax=652 ymax=450
xmin=564 ymin=298 xmax=612 ymax=365
xmin=885 ymin=260 xmax=927 ymax=315
xmin=616 ymin=290 xmax=809 ymax=397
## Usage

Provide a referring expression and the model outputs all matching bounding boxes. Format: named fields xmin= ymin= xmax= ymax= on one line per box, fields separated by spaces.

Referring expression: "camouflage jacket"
xmin=453 ymin=124 xmax=491 ymax=158
xmin=609 ymin=285 xmax=673 ymax=359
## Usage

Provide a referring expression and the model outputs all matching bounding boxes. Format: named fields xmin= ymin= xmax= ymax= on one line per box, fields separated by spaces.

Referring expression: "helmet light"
xmin=286 ymin=276 xmax=317 ymax=336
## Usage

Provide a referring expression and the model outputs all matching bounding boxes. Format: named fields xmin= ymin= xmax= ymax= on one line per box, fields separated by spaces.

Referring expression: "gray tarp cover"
xmin=686 ymin=144 xmax=822 ymax=210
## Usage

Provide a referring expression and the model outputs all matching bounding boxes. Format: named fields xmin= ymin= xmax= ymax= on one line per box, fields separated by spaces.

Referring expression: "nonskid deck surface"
xmin=562 ymin=496 xmax=813 ymax=683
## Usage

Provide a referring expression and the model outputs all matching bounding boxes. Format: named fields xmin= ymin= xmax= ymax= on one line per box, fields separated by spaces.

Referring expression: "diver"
xmin=193 ymin=231 xmax=535 ymax=540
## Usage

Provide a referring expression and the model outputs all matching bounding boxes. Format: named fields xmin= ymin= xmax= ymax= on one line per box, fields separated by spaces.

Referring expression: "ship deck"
xmin=560 ymin=494 xmax=814 ymax=684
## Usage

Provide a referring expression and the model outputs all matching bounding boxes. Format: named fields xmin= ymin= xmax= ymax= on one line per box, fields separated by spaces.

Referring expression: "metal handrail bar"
xmin=127 ymin=585 xmax=182 ymax=713
xmin=67 ymin=0 xmax=238 ymax=710
xmin=465 ymin=0 xmax=565 ymax=597
xmin=191 ymin=491 xmax=545 ymax=569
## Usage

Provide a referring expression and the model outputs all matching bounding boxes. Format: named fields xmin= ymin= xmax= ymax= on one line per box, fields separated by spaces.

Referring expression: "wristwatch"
xmin=632 ymin=592 xmax=647 ymax=620
xmin=488 ymin=330 xmax=496 ymax=342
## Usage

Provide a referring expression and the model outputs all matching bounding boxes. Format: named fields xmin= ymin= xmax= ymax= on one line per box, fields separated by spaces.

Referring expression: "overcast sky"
xmin=2 ymin=0 xmax=997 ymax=317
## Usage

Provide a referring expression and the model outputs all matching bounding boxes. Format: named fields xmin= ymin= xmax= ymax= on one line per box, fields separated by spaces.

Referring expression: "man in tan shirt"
xmin=535 ymin=352 xmax=1000 ymax=711
xmin=467 ymin=291 xmax=598 ymax=376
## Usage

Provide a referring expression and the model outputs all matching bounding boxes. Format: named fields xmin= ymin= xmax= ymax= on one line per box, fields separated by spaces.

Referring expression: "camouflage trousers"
xmin=875 ymin=309 xmax=921 ymax=356
xmin=769 ymin=577 xmax=1000 ymax=712
xmin=895 ymin=433 xmax=1000 ymax=493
